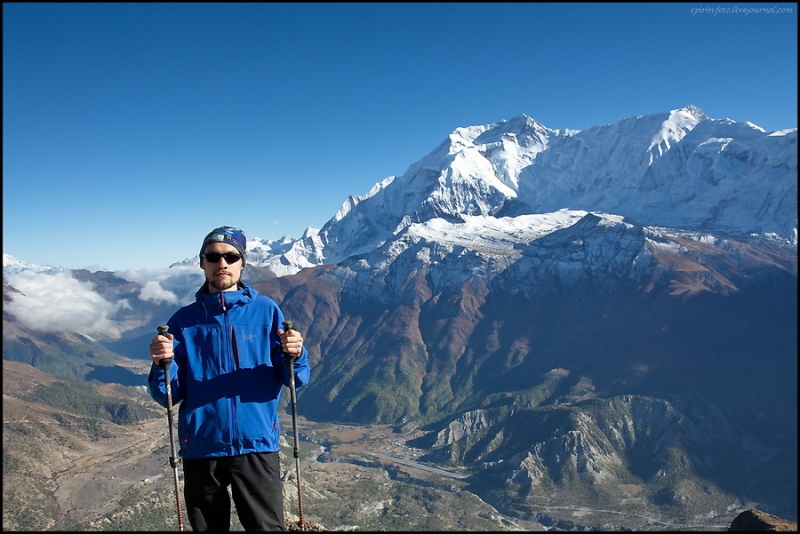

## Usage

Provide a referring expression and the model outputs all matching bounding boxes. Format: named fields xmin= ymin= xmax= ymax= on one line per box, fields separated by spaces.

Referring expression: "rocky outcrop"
xmin=729 ymin=509 xmax=798 ymax=531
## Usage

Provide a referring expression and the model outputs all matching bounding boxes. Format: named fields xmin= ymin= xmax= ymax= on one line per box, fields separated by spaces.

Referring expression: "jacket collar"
xmin=195 ymin=283 xmax=255 ymax=309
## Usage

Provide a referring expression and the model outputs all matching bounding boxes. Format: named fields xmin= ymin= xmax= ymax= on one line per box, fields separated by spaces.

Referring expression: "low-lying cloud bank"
xmin=4 ymin=267 xmax=202 ymax=340
xmin=5 ymin=270 xmax=129 ymax=338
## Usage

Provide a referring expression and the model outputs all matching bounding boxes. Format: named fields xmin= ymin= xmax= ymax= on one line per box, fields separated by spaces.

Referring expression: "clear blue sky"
xmin=3 ymin=2 xmax=797 ymax=271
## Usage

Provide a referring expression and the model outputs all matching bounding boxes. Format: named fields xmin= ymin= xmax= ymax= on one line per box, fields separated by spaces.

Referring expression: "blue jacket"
xmin=147 ymin=284 xmax=310 ymax=459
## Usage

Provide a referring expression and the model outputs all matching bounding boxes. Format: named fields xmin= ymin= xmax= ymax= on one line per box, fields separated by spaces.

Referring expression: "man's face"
xmin=201 ymin=242 xmax=244 ymax=293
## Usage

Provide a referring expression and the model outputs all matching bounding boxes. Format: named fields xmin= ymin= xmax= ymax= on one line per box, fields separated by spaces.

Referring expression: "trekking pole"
xmin=157 ymin=325 xmax=185 ymax=532
xmin=283 ymin=321 xmax=305 ymax=531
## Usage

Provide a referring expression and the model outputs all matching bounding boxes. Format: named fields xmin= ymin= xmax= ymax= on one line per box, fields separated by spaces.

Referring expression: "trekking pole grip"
xmin=157 ymin=325 xmax=173 ymax=369
xmin=282 ymin=321 xmax=296 ymax=361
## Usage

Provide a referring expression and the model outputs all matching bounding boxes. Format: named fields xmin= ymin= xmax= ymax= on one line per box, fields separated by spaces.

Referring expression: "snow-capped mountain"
xmin=248 ymin=106 xmax=795 ymax=277
xmin=2 ymin=253 xmax=65 ymax=275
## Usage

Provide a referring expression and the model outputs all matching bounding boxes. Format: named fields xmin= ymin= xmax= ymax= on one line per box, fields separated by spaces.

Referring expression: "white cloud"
xmin=4 ymin=271 xmax=127 ymax=339
xmin=115 ymin=265 xmax=203 ymax=305
xmin=139 ymin=281 xmax=179 ymax=305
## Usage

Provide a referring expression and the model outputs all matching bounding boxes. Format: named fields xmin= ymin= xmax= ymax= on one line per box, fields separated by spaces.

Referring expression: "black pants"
xmin=182 ymin=452 xmax=284 ymax=531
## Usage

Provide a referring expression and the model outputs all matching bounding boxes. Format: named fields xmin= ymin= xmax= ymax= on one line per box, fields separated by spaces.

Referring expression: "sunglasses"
xmin=202 ymin=252 xmax=242 ymax=264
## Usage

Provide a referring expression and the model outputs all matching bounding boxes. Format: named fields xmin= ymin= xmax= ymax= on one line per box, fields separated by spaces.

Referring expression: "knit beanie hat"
xmin=200 ymin=226 xmax=247 ymax=260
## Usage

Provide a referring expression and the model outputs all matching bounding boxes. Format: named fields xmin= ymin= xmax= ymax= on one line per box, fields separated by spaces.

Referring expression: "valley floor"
xmin=5 ymin=408 xmax=751 ymax=531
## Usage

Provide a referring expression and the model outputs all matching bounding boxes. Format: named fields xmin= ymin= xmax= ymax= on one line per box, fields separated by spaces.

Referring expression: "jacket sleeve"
xmin=291 ymin=346 xmax=311 ymax=390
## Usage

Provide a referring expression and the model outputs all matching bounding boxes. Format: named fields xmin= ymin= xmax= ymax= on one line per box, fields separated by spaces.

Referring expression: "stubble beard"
xmin=208 ymin=271 xmax=241 ymax=292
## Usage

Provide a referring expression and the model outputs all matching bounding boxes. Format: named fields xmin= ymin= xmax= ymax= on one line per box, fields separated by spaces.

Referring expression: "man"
xmin=148 ymin=226 xmax=310 ymax=531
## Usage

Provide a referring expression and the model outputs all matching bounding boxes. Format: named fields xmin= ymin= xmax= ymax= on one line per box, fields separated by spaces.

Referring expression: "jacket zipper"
xmin=220 ymin=292 xmax=239 ymax=453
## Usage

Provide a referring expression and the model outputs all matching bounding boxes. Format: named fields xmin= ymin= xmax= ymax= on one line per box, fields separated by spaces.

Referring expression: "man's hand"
xmin=149 ymin=332 xmax=175 ymax=365
xmin=279 ymin=327 xmax=304 ymax=357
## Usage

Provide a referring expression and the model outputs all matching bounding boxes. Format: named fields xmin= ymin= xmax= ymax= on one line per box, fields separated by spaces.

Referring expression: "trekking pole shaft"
xmin=283 ymin=321 xmax=305 ymax=530
xmin=289 ymin=354 xmax=305 ymax=530
xmin=158 ymin=325 xmax=185 ymax=532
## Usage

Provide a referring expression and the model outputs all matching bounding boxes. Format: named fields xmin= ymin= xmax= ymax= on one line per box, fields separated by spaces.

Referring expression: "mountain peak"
xmin=677 ymin=104 xmax=707 ymax=121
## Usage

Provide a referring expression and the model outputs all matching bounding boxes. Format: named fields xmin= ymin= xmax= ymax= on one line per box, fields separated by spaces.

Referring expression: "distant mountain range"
xmin=3 ymin=106 xmax=797 ymax=529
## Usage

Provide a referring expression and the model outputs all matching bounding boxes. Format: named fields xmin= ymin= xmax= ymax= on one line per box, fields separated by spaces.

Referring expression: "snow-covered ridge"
xmin=4 ymin=106 xmax=796 ymax=279
xmin=287 ymin=105 xmax=795 ymax=276
xmin=3 ymin=253 xmax=65 ymax=275
xmin=407 ymin=210 xmax=598 ymax=250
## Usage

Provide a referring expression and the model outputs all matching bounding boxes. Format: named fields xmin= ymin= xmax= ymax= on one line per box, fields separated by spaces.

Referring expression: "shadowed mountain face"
xmin=251 ymin=228 xmax=797 ymax=523
xmin=257 ymin=232 xmax=797 ymax=424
